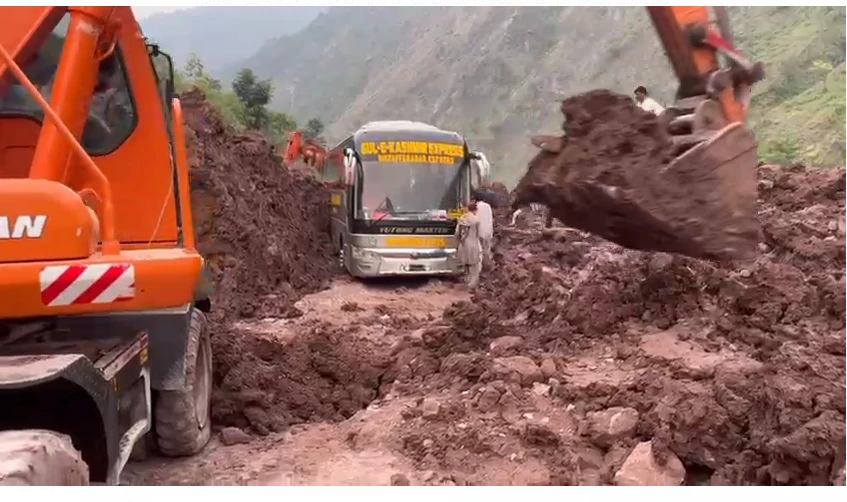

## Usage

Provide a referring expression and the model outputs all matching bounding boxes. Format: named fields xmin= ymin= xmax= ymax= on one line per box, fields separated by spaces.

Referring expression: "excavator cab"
xmin=1 ymin=6 xmax=212 ymax=485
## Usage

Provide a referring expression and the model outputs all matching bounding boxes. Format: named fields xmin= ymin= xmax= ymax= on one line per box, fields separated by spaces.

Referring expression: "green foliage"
xmin=175 ymin=54 xmax=296 ymax=145
xmin=232 ymin=68 xmax=274 ymax=130
xmin=302 ymin=118 xmax=325 ymax=142
xmin=734 ymin=6 xmax=846 ymax=167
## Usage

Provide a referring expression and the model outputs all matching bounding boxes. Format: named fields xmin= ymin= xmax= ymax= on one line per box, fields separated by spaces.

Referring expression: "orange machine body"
xmin=647 ymin=6 xmax=748 ymax=124
xmin=0 ymin=6 xmax=201 ymax=319
xmin=283 ymin=130 xmax=326 ymax=170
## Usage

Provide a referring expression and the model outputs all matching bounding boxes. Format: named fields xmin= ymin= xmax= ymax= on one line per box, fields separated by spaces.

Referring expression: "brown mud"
xmin=182 ymin=89 xmax=340 ymax=428
xmin=133 ymin=89 xmax=846 ymax=486
xmin=513 ymin=90 xmax=759 ymax=261
xmin=392 ymin=163 xmax=844 ymax=485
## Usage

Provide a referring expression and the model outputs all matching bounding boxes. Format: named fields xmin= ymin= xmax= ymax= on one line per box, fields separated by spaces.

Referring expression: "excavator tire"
xmin=154 ymin=308 xmax=212 ymax=457
xmin=0 ymin=429 xmax=89 ymax=485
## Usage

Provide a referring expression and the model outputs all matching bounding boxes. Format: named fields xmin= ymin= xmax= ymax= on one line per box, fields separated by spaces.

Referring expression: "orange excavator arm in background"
xmin=283 ymin=129 xmax=327 ymax=173
xmin=648 ymin=6 xmax=763 ymax=124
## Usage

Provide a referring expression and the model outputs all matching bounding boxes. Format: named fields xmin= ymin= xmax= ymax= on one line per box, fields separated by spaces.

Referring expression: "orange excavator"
xmin=1 ymin=7 xmax=210 ymax=485
xmin=282 ymin=129 xmax=326 ymax=171
xmin=0 ymin=5 xmax=760 ymax=485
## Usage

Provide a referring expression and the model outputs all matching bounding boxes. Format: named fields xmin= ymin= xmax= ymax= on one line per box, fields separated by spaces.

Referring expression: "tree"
xmin=303 ymin=118 xmax=325 ymax=142
xmin=261 ymin=111 xmax=297 ymax=145
xmin=182 ymin=52 xmax=221 ymax=92
xmin=183 ymin=52 xmax=205 ymax=80
xmin=232 ymin=68 xmax=274 ymax=130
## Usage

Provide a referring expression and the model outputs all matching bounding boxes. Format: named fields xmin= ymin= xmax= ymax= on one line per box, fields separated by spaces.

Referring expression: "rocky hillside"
xmin=235 ymin=6 xmax=845 ymax=186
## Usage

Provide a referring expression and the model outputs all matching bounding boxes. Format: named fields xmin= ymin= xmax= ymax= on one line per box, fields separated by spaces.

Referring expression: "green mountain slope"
xmin=234 ymin=6 xmax=845 ymax=185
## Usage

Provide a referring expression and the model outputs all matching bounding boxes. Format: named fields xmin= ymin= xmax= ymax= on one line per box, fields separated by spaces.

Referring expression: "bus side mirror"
xmin=470 ymin=151 xmax=491 ymax=187
xmin=343 ymin=148 xmax=356 ymax=186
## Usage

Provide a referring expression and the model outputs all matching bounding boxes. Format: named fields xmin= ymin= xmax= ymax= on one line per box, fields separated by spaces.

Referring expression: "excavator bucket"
xmin=513 ymin=90 xmax=760 ymax=262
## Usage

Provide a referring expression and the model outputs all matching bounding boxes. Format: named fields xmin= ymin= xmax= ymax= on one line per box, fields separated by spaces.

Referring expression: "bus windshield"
xmin=356 ymin=160 xmax=465 ymax=221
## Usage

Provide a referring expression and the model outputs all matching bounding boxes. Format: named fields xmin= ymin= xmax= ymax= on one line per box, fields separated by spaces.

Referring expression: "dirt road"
xmin=123 ymin=277 xmax=471 ymax=486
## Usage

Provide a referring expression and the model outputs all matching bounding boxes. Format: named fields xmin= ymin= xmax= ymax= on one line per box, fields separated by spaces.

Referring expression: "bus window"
xmin=323 ymin=151 xmax=342 ymax=184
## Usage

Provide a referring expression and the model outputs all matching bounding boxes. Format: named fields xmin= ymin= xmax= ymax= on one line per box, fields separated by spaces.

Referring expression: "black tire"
xmin=154 ymin=308 xmax=212 ymax=457
xmin=0 ymin=429 xmax=89 ymax=485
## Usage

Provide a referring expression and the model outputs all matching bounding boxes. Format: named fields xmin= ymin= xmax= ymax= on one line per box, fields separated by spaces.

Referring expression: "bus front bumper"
xmin=348 ymin=247 xmax=462 ymax=278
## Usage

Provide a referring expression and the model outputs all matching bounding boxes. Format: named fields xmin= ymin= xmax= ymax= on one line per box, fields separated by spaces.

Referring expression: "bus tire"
xmin=0 ymin=429 xmax=89 ymax=486
xmin=154 ymin=309 xmax=212 ymax=457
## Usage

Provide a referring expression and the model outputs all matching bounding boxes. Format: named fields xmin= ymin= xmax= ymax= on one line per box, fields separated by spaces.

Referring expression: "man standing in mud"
xmin=456 ymin=202 xmax=483 ymax=289
xmin=634 ymin=86 xmax=665 ymax=116
xmin=472 ymin=190 xmax=494 ymax=269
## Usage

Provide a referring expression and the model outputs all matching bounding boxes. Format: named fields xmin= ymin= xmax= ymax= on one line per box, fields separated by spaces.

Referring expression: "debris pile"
xmin=392 ymin=163 xmax=845 ymax=485
xmin=181 ymin=89 xmax=342 ymax=428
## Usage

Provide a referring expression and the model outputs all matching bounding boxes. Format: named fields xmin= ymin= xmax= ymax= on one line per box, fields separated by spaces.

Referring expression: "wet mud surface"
xmin=182 ymin=89 xmax=340 ymax=428
xmin=125 ymin=90 xmax=844 ymax=486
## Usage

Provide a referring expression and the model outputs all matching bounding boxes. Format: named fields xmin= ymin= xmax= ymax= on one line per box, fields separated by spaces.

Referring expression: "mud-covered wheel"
xmin=0 ymin=429 xmax=89 ymax=485
xmin=154 ymin=308 xmax=212 ymax=457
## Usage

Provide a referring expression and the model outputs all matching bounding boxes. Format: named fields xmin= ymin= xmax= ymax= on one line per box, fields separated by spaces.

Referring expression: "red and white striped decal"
xmin=39 ymin=264 xmax=136 ymax=307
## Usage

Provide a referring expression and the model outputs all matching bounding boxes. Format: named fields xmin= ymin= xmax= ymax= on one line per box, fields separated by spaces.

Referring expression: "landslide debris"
xmin=513 ymin=90 xmax=760 ymax=261
xmin=390 ymin=163 xmax=845 ymax=486
xmin=182 ymin=89 xmax=351 ymax=432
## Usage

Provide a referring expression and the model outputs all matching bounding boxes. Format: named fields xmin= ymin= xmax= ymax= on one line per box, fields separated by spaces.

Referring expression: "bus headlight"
xmin=351 ymin=246 xmax=378 ymax=261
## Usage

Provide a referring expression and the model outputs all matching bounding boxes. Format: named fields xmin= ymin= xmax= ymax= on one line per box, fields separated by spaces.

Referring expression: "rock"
xmin=586 ymin=407 xmax=639 ymax=447
xmin=489 ymin=336 xmax=524 ymax=355
xmin=523 ymin=423 xmax=561 ymax=446
xmin=648 ymin=253 xmax=673 ymax=273
xmin=614 ymin=441 xmax=685 ymax=486
xmin=390 ymin=473 xmax=410 ymax=486
xmin=477 ymin=386 xmax=502 ymax=412
xmin=422 ymin=438 xmax=434 ymax=449
xmin=532 ymin=382 xmax=550 ymax=396
xmin=499 ymin=390 xmax=520 ymax=422
xmin=492 ymin=356 xmax=543 ymax=386
xmin=757 ymin=179 xmax=774 ymax=191
xmin=422 ymin=470 xmax=437 ymax=483
xmin=421 ymin=398 xmax=441 ymax=420
xmin=540 ymin=358 xmax=557 ymax=378
xmin=220 ymin=426 xmax=251 ymax=446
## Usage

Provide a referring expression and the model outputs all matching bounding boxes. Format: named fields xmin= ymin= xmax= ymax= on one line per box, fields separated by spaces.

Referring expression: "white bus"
xmin=318 ymin=120 xmax=490 ymax=278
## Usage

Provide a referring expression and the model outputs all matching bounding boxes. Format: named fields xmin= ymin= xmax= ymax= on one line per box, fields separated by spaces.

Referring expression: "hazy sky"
xmin=133 ymin=7 xmax=187 ymax=19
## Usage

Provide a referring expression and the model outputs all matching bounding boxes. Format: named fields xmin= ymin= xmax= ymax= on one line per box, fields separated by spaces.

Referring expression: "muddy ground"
xmin=124 ymin=92 xmax=844 ymax=486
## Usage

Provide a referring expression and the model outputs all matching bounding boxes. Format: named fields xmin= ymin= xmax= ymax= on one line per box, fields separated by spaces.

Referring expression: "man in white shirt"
xmin=472 ymin=190 xmax=494 ymax=268
xmin=634 ymin=86 xmax=665 ymax=116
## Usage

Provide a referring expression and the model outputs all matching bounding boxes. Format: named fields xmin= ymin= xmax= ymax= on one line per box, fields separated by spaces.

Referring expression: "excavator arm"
xmin=517 ymin=6 xmax=764 ymax=261
xmin=649 ymin=7 xmax=763 ymax=123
